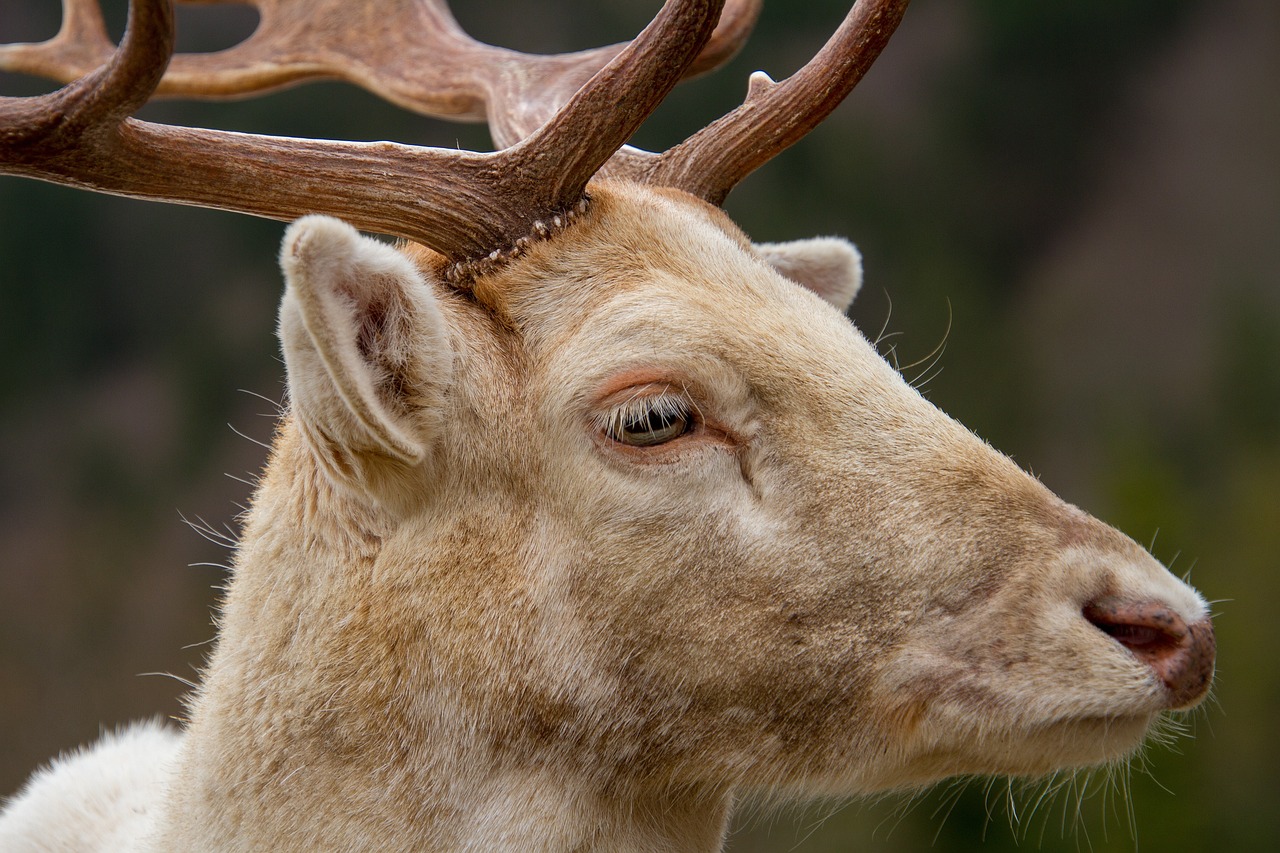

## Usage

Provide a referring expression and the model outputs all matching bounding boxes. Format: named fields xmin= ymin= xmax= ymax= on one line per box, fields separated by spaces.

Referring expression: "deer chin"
xmin=839 ymin=666 xmax=1172 ymax=788
xmin=873 ymin=713 xmax=1159 ymax=791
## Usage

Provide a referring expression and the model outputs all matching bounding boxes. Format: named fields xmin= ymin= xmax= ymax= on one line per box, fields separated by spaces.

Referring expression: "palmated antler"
xmin=2 ymin=0 xmax=910 ymax=278
xmin=1 ymin=0 xmax=762 ymax=150
xmin=1 ymin=0 xmax=725 ymax=265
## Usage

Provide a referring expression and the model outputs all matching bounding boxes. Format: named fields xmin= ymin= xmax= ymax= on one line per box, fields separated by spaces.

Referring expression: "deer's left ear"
xmin=756 ymin=237 xmax=863 ymax=312
xmin=278 ymin=216 xmax=451 ymax=487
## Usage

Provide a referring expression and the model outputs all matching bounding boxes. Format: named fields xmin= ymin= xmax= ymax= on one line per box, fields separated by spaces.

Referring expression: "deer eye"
xmin=602 ymin=393 xmax=694 ymax=447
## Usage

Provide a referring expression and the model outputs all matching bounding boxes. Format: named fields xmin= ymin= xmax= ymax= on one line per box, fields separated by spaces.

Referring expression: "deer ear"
xmin=756 ymin=237 xmax=863 ymax=312
xmin=278 ymin=216 xmax=450 ymax=483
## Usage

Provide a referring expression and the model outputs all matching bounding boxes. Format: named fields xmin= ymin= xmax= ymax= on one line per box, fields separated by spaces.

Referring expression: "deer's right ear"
xmin=278 ymin=216 xmax=451 ymax=485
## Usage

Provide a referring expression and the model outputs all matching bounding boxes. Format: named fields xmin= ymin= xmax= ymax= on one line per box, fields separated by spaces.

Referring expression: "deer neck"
xmin=151 ymin=427 xmax=731 ymax=851
xmin=406 ymin=777 xmax=734 ymax=853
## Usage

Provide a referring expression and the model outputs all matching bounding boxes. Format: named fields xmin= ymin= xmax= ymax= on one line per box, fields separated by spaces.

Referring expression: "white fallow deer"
xmin=0 ymin=0 xmax=1215 ymax=850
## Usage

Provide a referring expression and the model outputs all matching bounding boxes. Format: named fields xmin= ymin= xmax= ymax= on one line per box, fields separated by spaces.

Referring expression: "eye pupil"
xmin=632 ymin=410 xmax=670 ymax=433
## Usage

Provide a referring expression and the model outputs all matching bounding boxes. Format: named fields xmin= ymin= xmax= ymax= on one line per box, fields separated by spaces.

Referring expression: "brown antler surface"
xmin=1 ymin=0 xmax=725 ymax=263
xmin=0 ymin=0 xmax=117 ymax=84
xmin=3 ymin=0 xmax=907 ymax=272
xmin=1 ymin=0 xmax=761 ymax=151
xmin=615 ymin=0 xmax=910 ymax=204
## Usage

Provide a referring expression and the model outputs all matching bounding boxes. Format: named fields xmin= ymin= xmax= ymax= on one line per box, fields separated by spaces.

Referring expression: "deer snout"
xmin=1084 ymin=599 xmax=1215 ymax=709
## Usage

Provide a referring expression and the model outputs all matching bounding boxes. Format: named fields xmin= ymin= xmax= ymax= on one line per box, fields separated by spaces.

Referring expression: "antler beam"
xmin=3 ymin=0 xmax=908 ymax=271
xmin=1 ymin=0 xmax=725 ymax=262
xmin=1 ymin=0 xmax=762 ymax=151
xmin=621 ymin=0 xmax=910 ymax=204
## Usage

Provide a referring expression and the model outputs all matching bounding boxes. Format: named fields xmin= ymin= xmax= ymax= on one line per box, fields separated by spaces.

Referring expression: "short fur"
xmin=0 ymin=183 xmax=1211 ymax=852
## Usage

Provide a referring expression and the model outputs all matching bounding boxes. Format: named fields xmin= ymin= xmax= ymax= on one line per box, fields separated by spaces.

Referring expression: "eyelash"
xmin=597 ymin=390 xmax=696 ymax=447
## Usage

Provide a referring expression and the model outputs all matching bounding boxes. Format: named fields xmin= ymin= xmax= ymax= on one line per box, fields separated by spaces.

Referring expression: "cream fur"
xmin=0 ymin=183 xmax=1212 ymax=852
xmin=756 ymin=236 xmax=864 ymax=311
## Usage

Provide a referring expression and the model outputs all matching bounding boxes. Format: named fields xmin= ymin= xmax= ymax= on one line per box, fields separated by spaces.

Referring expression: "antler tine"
xmin=498 ymin=0 xmax=724 ymax=203
xmin=485 ymin=0 xmax=761 ymax=150
xmin=612 ymin=0 xmax=910 ymax=205
xmin=0 ymin=0 xmax=116 ymax=84
xmin=3 ymin=0 xmax=761 ymax=153
xmin=683 ymin=0 xmax=762 ymax=77
xmin=2 ymin=0 xmax=171 ymax=159
xmin=2 ymin=0 xmax=724 ymax=265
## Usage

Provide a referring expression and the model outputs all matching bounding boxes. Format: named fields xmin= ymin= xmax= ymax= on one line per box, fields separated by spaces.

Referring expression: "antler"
xmin=1 ymin=0 xmax=725 ymax=265
xmin=2 ymin=0 xmax=908 ymax=273
xmin=1 ymin=0 xmax=762 ymax=151
xmin=620 ymin=0 xmax=910 ymax=204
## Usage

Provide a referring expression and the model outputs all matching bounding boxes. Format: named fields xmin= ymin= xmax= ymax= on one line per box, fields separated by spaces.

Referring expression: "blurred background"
xmin=1 ymin=0 xmax=1276 ymax=849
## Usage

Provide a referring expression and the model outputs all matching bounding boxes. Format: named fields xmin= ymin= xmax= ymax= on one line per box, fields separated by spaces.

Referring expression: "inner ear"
xmin=279 ymin=216 xmax=451 ymax=473
xmin=756 ymin=237 xmax=863 ymax=312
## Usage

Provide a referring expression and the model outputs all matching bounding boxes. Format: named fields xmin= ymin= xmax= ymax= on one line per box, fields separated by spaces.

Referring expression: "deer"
xmin=0 ymin=0 xmax=1216 ymax=850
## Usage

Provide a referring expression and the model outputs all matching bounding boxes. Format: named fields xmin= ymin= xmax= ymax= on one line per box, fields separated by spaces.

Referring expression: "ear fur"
xmin=278 ymin=216 xmax=450 ymax=484
xmin=756 ymin=237 xmax=863 ymax=312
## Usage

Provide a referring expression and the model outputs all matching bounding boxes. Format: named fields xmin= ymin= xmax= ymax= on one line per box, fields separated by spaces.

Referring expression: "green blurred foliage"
xmin=2 ymin=0 xmax=1277 ymax=849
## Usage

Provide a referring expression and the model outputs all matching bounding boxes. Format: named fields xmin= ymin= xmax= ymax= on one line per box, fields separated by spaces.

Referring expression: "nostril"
xmin=1084 ymin=603 xmax=1184 ymax=655
xmin=1097 ymin=622 xmax=1165 ymax=648
xmin=1083 ymin=599 xmax=1215 ymax=709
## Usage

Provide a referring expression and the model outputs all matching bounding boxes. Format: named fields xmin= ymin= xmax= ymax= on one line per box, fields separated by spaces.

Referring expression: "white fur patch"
xmin=0 ymin=721 xmax=180 ymax=852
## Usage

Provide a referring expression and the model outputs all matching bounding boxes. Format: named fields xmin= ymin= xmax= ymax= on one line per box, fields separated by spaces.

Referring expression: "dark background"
xmin=2 ymin=1 xmax=1277 ymax=850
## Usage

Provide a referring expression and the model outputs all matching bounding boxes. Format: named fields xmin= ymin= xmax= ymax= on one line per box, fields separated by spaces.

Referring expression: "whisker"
xmin=228 ymin=423 xmax=272 ymax=451
xmin=238 ymin=387 xmax=286 ymax=415
xmin=137 ymin=671 xmax=198 ymax=689
xmin=225 ymin=471 xmax=259 ymax=488
xmin=898 ymin=298 xmax=953 ymax=373
xmin=872 ymin=289 xmax=895 ymax=349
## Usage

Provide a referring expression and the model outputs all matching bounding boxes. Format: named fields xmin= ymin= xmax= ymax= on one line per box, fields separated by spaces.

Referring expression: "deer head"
xmin=0 ymin=1 xmax=1214 ymax=850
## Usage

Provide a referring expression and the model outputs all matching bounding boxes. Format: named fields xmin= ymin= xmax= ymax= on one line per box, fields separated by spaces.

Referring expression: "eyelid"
xmin=591 ymin=385 xmax=695 ymax=438
xmin=590 ymin=364 xmax=712 ymax=403
xmin=586 ymin=370 xmax=749 ymax=459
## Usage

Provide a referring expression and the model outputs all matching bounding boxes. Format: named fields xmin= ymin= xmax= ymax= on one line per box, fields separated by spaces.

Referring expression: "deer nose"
xmin=1083 ymin=599 xmax=1216 ymax=709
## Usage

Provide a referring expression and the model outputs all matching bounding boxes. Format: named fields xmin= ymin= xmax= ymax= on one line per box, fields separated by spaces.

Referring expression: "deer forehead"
xmin=473 ymin=185 xmax=924 ymax=431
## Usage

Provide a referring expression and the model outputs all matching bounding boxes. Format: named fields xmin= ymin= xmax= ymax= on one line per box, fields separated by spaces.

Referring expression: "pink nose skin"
xmin=1083 ymin=599 xmax=1216 ymax=709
